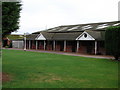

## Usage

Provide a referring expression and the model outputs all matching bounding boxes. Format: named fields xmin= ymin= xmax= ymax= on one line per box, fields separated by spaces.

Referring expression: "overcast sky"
xmin=12 ymin=0 xmax=120 ymax=34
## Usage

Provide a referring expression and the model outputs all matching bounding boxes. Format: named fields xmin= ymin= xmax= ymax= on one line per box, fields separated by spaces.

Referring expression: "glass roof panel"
xmin=67 ymin=26 xmax=80 ymax=31
xmin=58 ymin=27 xmax=68 ymax=31
xmin=96 ymin=24 xmax=109 ymax=29
xmin=113 ymin=23 xmax=120 ymax=26
xmin=81 ymin=25 xmax=93 ymax=30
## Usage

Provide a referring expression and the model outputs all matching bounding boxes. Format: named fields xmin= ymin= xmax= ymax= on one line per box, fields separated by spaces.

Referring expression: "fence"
xmin=12 ymin=40 xmax=24 ymax=49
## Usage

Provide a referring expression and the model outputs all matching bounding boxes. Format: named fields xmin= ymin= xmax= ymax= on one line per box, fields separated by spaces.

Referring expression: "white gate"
xmin=12 ymin=40 xmax=24 ymax=49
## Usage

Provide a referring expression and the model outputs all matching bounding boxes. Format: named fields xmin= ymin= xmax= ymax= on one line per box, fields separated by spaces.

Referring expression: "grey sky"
xmin=12 ymin=0 xmax=120 ymax=34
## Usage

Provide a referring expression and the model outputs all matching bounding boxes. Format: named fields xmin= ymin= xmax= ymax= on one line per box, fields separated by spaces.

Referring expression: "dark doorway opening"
xmin=46 ymin=41 xmax=53 ymax=50
xmin=67 ymin=41 xmax=77 ymax=52
xmin=56 ymin=41 xmax=64 ymax=51
xmin=59 ymin=41 xmax=64 ymax=51
xmin=71 ymin=41 xmax=77 ymax=52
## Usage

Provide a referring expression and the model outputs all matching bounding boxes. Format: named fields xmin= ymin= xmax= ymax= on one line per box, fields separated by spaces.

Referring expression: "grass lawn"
xmin=2 ymin=49 xmax=118 ymax=88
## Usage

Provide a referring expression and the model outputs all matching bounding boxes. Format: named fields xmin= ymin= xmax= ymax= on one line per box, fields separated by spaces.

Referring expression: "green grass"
xmin=2 ymin=49 xmax=118 ymax=88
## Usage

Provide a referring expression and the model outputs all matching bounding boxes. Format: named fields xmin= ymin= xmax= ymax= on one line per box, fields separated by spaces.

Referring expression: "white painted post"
xmin=36 ymin=40 xmax=38 ymax=50
xmin=29 ymin=40 xmax=31 ymax=49
xmin=44 ymin=40 xmax=46 ymax=50
xmin=77 ymin=41 xmax=79 ymax=52
xmin=24 ymin=33 xmax=26 ymax=51
xmin=53 ymin=40 xmax=56 ymax=51
xmin=95 ymin=41 xmax=97 ymax=55
xmin=64 ymin=40 xmax=66 ymax=52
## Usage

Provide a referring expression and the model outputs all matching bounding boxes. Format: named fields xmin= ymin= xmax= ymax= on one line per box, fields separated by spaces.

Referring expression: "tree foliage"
xmin=105 ymin=26 xmax=120 ymax=60
xmin=2 ymin=2 xmax=22 ymax=38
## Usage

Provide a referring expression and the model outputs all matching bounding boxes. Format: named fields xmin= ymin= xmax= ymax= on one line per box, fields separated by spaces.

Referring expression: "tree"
xmin=105 ymin=26 xmax=120 ymax=60
xmin=2 ymin=2 xmax=22 ymax=38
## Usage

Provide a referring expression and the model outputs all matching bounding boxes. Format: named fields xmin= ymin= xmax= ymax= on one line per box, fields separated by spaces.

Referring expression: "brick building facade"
xmin=26 ymin=21 xmax=120 ymax=55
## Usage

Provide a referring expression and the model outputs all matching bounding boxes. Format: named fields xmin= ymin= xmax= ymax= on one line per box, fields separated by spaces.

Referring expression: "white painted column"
xmin=53 ymin=40 xmax=56 ymax=51
xmin=44 ymin=40 xmax=46 ymax=50
xmin=29 ymin=40 xmax=31 ymax=49
xmin=95 ymin=41 xmax=97 ymax=55
xmin=64 ymin=40 xmax=66 ymax=52
xmin=36 ymin=40 xmax=38 ymax=50
xmin=24 ymin=33 xmax=26 ymax=51
xmin=77 ymin=41 xmax=79 ymax=52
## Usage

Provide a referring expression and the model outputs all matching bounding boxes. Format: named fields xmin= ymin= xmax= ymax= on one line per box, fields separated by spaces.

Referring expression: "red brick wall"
xmin=31 ymin=41 xmax=36 ymax=49
xmin=55 ymin=45 xmax=60 ymax=51
xmin=46 ymin=41 xmax=53 ymax=50
xmin=32 ymin=45 xmax=36 ymax=49
xmin=38 ymin=45 xmax=44 ymax=50
xmin=78 ymin=46 xmax=87 ymax=54
xmin=26 ymin=40 xmax=29 ymax=49
xmin=66 ymin=45 xmax=72 ymax=52
xmin=98 ymin=47 xmax=106 ymax=55
xmin=26 ymin=40 xmax=106 ymax=55
xmin=77 ymin=41 xmax=94 ymax=54
xmin=66 ymin=41 xmax=77 ymax=52
xmin=46 ymin=45 xmax=53 ymax=50
xmin=55 ymin=41 xmax=64 ymax=51
xmin=38 ymin=41 xmax=44 ymax=50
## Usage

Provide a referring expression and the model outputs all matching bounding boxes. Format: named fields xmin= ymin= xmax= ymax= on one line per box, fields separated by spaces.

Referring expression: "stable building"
xmin=26 ymin=21 xmax=120 ymax=55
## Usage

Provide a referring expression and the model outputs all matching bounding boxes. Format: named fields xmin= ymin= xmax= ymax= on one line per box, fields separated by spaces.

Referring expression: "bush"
xmin=105 ymin=26 xmax=120 ymax=60
xmin=8 ymin=42 xmax=12 ymax=48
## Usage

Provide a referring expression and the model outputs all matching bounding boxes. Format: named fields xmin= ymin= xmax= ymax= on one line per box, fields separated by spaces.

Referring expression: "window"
xmin=84 ymin=33 xmax=87 ymax=38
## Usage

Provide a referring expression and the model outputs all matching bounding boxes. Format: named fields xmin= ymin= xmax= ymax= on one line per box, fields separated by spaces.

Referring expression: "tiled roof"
xmin=85 ymin=30 xmax=105 ymax=40
xmin=26 ymin=34 xmax=39 ymax=40
xmin=47 ymin=21 xmax=120 ymax=33
xmin=28 ymin=21 xmax=119 ymax=41
xmin=51 ymin=32 xmax=82 ymax=40
xmin=33 ymin=21 xmax=120 ymax=34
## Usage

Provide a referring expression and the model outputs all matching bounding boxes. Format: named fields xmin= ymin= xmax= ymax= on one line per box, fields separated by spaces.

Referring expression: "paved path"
xmin=4 ymin=48 xmax=114 ymax=59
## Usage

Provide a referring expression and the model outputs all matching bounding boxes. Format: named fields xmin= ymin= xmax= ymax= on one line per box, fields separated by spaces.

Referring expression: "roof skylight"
xmin=113 ymin=23 xmax=120 ymax=26
xmin=96 ymin=24 xmax=109 ymax=29
xmin=81 ymin=25 xmax=93 ymax=30
xmin=58 ymin=27 xmax=68 ymax=31
xmin=67 ymin=26 xmax=80 ymax=31
xmin=48 ymin=27 xmax=59 ymax=31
